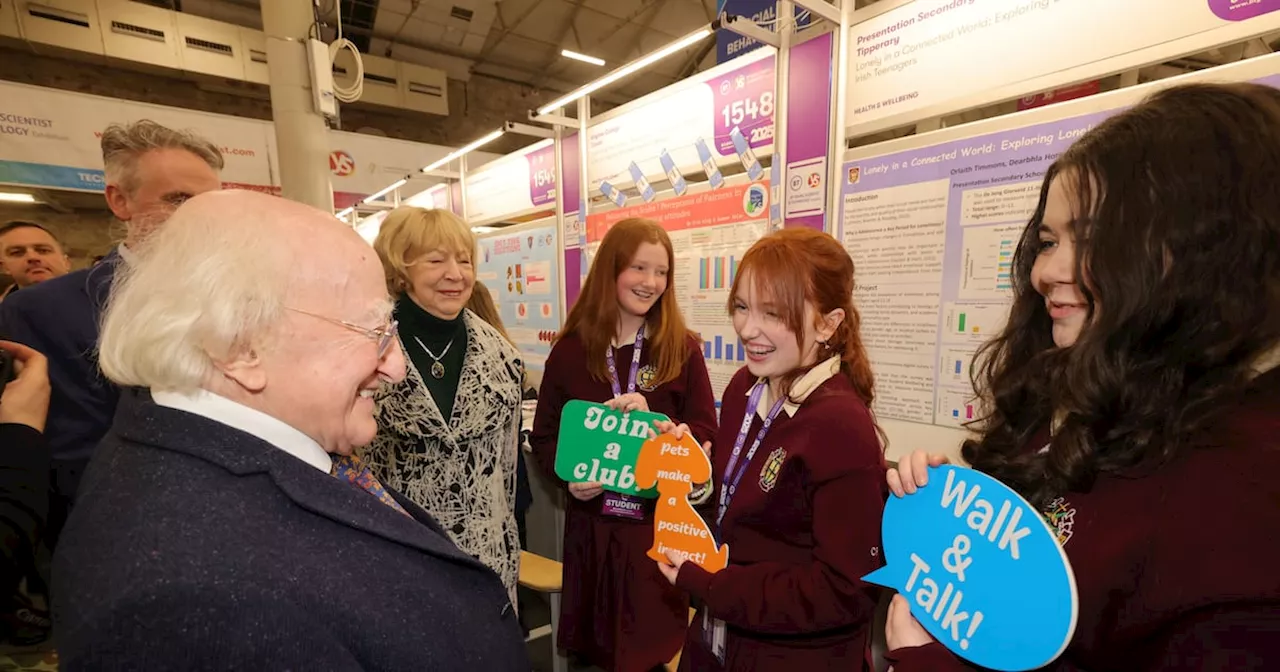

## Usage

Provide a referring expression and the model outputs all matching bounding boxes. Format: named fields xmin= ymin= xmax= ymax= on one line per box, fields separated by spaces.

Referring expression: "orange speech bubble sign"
xmin=635 ymin=431 xmax=729 ymax=573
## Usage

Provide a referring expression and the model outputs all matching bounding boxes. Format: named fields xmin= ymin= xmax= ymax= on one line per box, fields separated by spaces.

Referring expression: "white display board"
xmin=0 ymin=80 xmax=497 ymax=199
xmin=847 ymin=0 xmax=1280 ymax=135
xmin=587 ymin=47 xmax=777 ymax=193
xmin=839 ymin=51 xmax=1280 ymax=463
xmin=463 ymin=139 xmax=558 ymax=225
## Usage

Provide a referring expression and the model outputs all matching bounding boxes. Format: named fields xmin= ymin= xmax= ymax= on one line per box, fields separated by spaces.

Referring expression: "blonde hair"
xmin=373 ymin=206 xmax=476 ymax=294
xmin=101 ymin=119 xmax=224 ymax=194
xmin=99 ymin=191 xmax=294 ymax=391
xmin=466 ymin=280 xmax=512 ymax=345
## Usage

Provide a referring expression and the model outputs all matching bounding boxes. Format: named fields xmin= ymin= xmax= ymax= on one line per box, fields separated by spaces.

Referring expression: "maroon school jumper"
xmin=675 ymin=363 xmax=886 ymax=672
xmin=888 ymin=366 xmax=1280 ymax=671
xmin=530 ymin=332 xmax=718 ymax=672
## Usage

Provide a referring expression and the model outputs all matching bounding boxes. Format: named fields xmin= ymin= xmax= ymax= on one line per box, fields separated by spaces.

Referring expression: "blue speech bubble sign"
xmin=864 ymin=465 xmax=1078 ymax=671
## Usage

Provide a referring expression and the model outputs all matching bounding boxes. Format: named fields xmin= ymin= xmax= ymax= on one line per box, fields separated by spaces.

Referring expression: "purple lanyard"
xmin=605 ymin=325 xmax=646 ymax=397
xmin=717 ymin=381 xmax=785 ymax=528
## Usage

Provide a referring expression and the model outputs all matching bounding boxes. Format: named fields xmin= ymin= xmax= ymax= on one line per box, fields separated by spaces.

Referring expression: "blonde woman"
xmin=366 ymin=207 xmax=524 ymax=604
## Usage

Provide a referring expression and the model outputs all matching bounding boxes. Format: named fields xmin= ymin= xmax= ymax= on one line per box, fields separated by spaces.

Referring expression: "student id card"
xmin=702 ymin=611 xmax=726 ymax=664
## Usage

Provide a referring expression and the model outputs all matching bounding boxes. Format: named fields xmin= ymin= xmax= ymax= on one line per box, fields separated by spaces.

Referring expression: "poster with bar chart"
xmin=698 ymin=255 xmax=739 ymax=290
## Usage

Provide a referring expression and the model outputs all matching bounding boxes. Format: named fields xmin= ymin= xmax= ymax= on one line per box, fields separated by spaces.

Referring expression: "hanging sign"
xmin=555 ymin=400 xmax=665 ymax=497
xmin=636 ymin=431 xmax=728 ymax=572
xmin=864 ymin=465 xmax=1078 ymax=671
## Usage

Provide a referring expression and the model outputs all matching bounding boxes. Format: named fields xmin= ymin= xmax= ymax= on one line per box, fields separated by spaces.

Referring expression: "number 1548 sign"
xmin=709 ymin=56 xmax=776 ymax=156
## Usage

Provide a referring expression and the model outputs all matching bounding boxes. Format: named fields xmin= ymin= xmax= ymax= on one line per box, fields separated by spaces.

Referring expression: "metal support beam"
xmin=505 ymin=121 xmax=557 ymax=139
xmin=774 ymin=0 xmax=793 ymax=226
xmin=532 ymin=0 xmax=588 ymax=88
xmin=421 ymin=170 xmax=462 ymax=179
xmin=261 ymin=0 xmax=333 ymax=211
xmin=825 ymin=0 xmax=851 ymax=236
xmin=791 ymin=0 xmax=841 ymax=24
xmin=722 ymin=14 xmax=780 ymax=48
xmin=529 ymin=111 xmax=579 ymax=127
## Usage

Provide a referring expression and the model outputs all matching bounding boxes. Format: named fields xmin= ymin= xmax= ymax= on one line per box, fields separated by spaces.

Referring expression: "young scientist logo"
xmin=847 ymin=166 xmax=861 ymax=185
xmin=743 ymin=184 xmax=769 ymax=217
xmin=758 ymin=448 xmax=786 ymax=492
xmin=329 ymin=150 xmax=355 ymax=176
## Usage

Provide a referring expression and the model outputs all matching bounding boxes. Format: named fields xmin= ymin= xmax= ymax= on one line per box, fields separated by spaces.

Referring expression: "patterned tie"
xmin=331 ymin=453 xmax=411 ymax=517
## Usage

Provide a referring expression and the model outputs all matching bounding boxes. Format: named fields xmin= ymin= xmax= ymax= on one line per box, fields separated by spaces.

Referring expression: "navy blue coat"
xmin=0 ymin=250 xmax=120 ymax=498
xmin=53 ymin=390 xmax=530 ymax=671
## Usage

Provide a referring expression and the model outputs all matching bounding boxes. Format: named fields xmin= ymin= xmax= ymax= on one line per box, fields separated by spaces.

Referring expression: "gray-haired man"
xmin=0 ymin=119 xmax=223 ymax=545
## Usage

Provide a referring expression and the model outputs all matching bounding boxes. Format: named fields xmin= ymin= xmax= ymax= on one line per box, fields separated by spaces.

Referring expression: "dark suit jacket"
xmin=53 ymin=389 xmax=530 ymax=671
xmin=0 ymin=250 xmax=120 ymax=497
xmin=0 ymin=423 xmax=48 ymax=593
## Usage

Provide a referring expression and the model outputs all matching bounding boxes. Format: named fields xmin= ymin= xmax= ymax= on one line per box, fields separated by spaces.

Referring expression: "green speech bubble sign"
xmin=555 ymin=400 xmax=666 ymax=498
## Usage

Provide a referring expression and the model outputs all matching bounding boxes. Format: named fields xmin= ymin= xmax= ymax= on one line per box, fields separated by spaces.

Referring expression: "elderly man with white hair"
xmin=51 ymin=190 xmax=529 ymax=671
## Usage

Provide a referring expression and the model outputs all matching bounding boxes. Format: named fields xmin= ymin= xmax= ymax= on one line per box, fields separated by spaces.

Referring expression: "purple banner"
xmin=1207 ymin=0 xmax=1280 ymax=21
xmin=527 ymin=143 xmax=557 ymax=207
xmin=562 ymin=132 xmax=584 ymax=311
xmin=563 ymin=132 xmax=581 ymax=212
xmin=784 ymin=32 xmax=834 ymax=231
xmin=708 ymin=57 xmax=775 ymax=156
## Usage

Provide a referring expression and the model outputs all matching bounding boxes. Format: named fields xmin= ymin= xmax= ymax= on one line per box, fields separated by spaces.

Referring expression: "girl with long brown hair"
xmin=657 ymin=227 xmax=887 ymax=671
xmin=886 ymin=83 xmax=1280 ymax=670
xmin=530 ymin=218 xmax=718 ymax=671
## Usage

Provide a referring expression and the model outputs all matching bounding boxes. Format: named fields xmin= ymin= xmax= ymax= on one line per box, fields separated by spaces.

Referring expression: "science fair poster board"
xmin=838 ymin=52 xmax=1280 ymax=462
xmin=847 ymin=0 xmax=1280 ymax=136
xmin=584 ymin=174 xmax=771 ymax=405
xmin=476 ymin=217 xmax=563 ymax=373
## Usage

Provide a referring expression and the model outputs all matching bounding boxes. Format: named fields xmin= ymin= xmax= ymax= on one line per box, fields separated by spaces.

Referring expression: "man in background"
xmin=0 ymin=120 xmax=223 ymax=546
xmin=0 ymin=222 xmax=71 ymax=302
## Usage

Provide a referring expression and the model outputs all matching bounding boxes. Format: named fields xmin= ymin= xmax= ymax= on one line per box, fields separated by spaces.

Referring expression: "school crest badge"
xmin=759 ymin=447 xmax=787 ymax=493
xmin=636 ymin=364 xmax=659 ymax=392
xmin=1042 ymin=496 xmax=1076 ymax=547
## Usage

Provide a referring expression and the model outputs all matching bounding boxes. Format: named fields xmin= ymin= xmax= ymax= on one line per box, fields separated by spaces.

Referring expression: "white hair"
xmin=98 ymin=192 xmax=290 ymax=391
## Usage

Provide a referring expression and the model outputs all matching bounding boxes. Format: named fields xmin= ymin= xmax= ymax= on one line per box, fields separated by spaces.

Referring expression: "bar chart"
xmin=942 ymin=302 xmax=1010 ymax=340
xmin=703 ymin=335 xmax=746 ymax=364
xmin=935 ymin=388 xmax=981 ymax=428
xmin=698 ymin=255 xmax=738 ymax=291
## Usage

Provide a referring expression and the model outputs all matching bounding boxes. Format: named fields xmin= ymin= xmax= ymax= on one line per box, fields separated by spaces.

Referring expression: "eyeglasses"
xmin=285 ymin=307 xmax=399 ymax=358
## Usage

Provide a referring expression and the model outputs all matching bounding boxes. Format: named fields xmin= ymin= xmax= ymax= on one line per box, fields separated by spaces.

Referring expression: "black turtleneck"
xmin=395 ymin=294 xmax=468 ymax=422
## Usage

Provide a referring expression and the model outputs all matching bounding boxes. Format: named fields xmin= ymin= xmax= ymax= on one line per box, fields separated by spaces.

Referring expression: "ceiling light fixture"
xmin=0 ymin=193 xmax=37 ymax=203
xmin=362 ymin=178 xmax=410 ymax=204
xmin=421 ymin=129 xmax=506 ymax=173
xmin=561 ymin=49 xmax=605 ymax=66
xmin=537 ymin=23 xmax=715 ymax=116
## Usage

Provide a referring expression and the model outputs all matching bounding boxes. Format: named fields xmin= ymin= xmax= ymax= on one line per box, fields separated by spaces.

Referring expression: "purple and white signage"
xmin=783 ymin=32 xmax=834 ymax=230
xmin=1208 ymin=0 xmax=1280 ymax=21
xmin=464 ymin=139 xmax=557 ymax=223
xmin=526 ymin=142 xmax=557 ymax=207
xmin=847 ymin=0 xmax=1280 ymax=134
xmin=586 ymin=47 xmax=775 ymax=192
